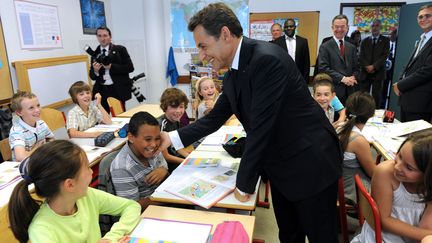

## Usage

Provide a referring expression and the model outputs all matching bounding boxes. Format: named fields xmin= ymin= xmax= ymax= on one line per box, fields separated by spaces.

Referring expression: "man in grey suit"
xmin=359 ymin=20 xmax=390 ymax=108
xmin=394 ymin=4 xmax=432 ymax=122
xmin=318 ymin=14 xmax=359 ymax=104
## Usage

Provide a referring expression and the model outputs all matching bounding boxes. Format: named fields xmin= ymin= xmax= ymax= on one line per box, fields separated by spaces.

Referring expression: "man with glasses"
xmin=317 ymin=14 xmax=359 ymax=104
xmin=393 ymin=4 xmax=432 ymax=122
xmin=274 ymin=18 xmax=310 ymax=83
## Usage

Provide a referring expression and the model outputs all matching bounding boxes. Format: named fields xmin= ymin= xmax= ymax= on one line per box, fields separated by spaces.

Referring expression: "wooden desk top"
xmin=117 ymin=104 xmax=164 ymax=118
xmin=141 ymin=205 xmax=255 ymax=242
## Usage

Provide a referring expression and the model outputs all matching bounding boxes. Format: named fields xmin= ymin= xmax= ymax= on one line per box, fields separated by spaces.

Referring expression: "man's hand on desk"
xmin=234 ymin=188 xmax=251 ymax=202
xmin=155 ymin=131 xmax=172 ymax=155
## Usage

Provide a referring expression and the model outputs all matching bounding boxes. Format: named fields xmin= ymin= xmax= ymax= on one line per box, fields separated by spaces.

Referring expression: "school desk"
xmin=139 ymin=205 xmax=256 ymax=243
xmin=116 ymin=104 xmax=164 ymax=119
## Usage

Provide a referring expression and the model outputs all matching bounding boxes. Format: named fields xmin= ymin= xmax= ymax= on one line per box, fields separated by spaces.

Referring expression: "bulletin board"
xmin=250 ymin=11 xmax=320 ymax=66
xmin=12 ymin=55 xmax=90 ymax=108
xmin=0 ymin=17 xmax=13 ymax=104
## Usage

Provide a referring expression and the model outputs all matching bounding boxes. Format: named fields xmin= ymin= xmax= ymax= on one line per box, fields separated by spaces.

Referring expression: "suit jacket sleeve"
xmin=177 ymin=92 xmax=232 ymax=146
xmin=397 ymin=50 xmax=432 ymax=92
xmin=318 ymin=44 xmax=344 ymax=83
xmin=302 ymin=38 xmax=310 ymax=80
xmin=235 ymin=54 xmax=289 ymax=193
xmin=110 ymin=45 xmax=134 ymax=75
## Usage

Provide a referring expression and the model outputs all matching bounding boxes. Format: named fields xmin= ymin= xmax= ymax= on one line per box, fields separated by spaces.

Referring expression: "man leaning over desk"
xmin=156 ymin=3 xmax=342 ymax=243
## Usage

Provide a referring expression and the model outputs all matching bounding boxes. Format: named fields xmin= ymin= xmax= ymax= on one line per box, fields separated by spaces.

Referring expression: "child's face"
xmin=76 ymin=90 xmax=92 ymax=108
xmin=313 ymin=85 xmax=335 ymax=110
xmin=73 ymin=153 xmax=93 ymax=198
xmin=16 ymin=97 xmax=41 ymax=126
xmin=394 ymin=141 xmax=423 ymax=184
xmin=165 ymin=103 xmax=185 ymax=122
xmin=199 ymin=80 xmax=216 ymax=100
xmin=128 ymin=124 xmax=161 ymax=159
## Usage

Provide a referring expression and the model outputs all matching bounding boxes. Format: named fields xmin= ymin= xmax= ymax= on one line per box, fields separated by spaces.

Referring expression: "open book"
xmin=0 ymin=162 xmax=21 ymax=190
xmin=79 ymin=145 xmax=112 ymax=163
xmin=129 ymin=217 xmax=212 ymax=243
xmin=386 ymin=119 xmax=432 ymax=137
xmin=182 ymin=157 xmax=220 ymax=167
xmin=165 ymin=166 xmax=237 ymax=209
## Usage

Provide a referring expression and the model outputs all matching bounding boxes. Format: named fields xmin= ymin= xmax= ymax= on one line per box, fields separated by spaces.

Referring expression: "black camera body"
xmin=85 ymin=45 xmax=111 ymax=65
xmin=95 ymin=53 xmax=111 ymax=66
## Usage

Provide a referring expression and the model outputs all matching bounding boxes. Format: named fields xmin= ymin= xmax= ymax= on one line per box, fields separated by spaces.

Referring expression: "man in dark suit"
xmin=317 ymin=14 xmax=359 ymax=104
xmin=394 ymin=4 xmax=432 ymax=122
xmin=273 ymin=18 xmax=310 ymax=82
xmin=158 ymin=3 xmax=342 ymax=243
xmin=90 ymin=27 xmax=134 ymax=113
xmin=359 ymin=20 xmax=390 ymax=108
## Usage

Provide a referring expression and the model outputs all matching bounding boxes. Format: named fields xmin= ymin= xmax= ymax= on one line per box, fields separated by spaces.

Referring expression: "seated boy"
xmin=158 ymin=88 xmax=192 ymax=173
xmin=313 ymin=73 xmax=346 ymax=128
xmin=110 ymin=111 xmax=169 ymax=210
xmin=66 ymin=81 xmax=112 ymax=138
xmin=9 ymin=91 xmax=54 ymax=161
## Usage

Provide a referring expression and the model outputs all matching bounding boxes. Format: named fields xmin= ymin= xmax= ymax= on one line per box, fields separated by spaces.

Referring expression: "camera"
xmin=131 ymin=73 xmax=146 ymax=103
xmin=84 ymin=45 xmax=111 ymax=65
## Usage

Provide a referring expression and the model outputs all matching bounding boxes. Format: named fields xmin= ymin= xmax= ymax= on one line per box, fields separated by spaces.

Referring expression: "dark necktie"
xmin=339 ymin=39 xmax=345 ymax=58
xmin=102 ymin=49 xmax=107 ymax=56
xmin=372 ymin=37 xmax=377 ymax=60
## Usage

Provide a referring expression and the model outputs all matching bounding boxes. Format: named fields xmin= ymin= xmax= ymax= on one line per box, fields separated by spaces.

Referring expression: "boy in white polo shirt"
xmin=9 ymin=91 xmax=54 ymax=161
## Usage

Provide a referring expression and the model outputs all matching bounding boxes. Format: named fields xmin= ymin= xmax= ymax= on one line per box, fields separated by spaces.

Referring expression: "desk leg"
xmin=256 ymin=180 xmax=270 ymax=208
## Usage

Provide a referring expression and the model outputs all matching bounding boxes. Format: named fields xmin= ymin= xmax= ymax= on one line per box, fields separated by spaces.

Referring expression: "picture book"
xmin=129 ymin=217 xmax=212 ymax=243
xmin=0 ymin=162 xmax=21 ymax=190
xmin=182 ymin=158 xmax=220 ymax=167
xmin=165 ymin=166 xmax=237 ymax=209
xmin=387 ymin=119 xmax=432 ymax=137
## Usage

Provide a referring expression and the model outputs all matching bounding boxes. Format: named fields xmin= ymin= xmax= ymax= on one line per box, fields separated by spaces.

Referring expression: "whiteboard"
xmin=28 ymin=62 xmax=87 ymax=107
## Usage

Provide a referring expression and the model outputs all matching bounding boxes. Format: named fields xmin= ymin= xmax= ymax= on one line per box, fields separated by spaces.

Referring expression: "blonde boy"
xmin=9 ymin=91 xmax=54 ymax=161
xmin=313 ymin=74 xmax=346 ymax=127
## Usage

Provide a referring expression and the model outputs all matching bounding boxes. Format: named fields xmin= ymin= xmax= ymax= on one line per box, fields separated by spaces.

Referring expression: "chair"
xmin=98 ymin=149 xmax=120 ymax=235
xmin=0 ymin=138 xmax=12 ymax=161
xmin=40 ymin=107 xmax=66 ymax=131
xmin=107 ymin=97 xmax=125 ymax=117
xmin=338 ymin=177 xmax=357 ymax=243
xmin=355 ymin=174 xmax=382 ymax=243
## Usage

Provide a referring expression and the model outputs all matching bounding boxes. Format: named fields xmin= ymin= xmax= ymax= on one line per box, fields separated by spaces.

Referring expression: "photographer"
xmin=89 ymin=27 xmax=134 ymax=113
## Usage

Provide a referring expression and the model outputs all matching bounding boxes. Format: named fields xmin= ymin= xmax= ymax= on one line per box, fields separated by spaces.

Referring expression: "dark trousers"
xmin=97 ymin=84 xmax=126 ymax=115
xmin=360 ymin=79 xmax=382 ymax=108
xmin=401 ymin=108 xmax=432 ymax=123
xmin=271 ymin=180 xmax=339 ymax=243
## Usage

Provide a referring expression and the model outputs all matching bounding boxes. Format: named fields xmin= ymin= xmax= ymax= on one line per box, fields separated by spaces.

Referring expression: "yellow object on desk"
xmin=116 ymin=104 xmax=164 ymax=118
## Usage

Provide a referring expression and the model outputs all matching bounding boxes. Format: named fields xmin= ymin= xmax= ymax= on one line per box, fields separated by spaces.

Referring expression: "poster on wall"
xmin=250 ymin=20 xmax=273 ymax=41
xmin=14 ymin=0 xmax=62 ymax=49
xmin=80 ymin=0 xmax=106 ymax=35
xmin=170 ymin=0 xmax=249 ymax=52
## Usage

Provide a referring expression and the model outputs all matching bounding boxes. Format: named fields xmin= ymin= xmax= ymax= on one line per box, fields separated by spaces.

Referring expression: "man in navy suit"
xmin=317 ymin=14 xmax=359 ymax=104
xmin=273 ymin=18 xmax=310 ymax=83
xmin=157 ymin=3 xmax=342 ymax=243
xmin=359 ymin=20 xmax=390 ymax=108
xmin=394 ymin=4 xmax=432 ymax=122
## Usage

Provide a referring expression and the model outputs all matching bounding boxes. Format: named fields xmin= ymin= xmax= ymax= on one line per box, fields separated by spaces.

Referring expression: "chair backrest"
xmin=40 ymin=108 xmax=66 ymax=131
xmin=107 ymin=97 xmax=124 ymax=117
xmin=355 ymin=174 xmax=382 ymax=243
xmin=0 ymin=138 xmax=12 ymax=161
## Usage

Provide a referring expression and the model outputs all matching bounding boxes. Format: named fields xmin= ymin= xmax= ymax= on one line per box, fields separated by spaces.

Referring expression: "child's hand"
xmin=145 ymin=167 xmax=169 ymax=185
xmin=205 ymin=100 xmax=215 ymax=109
xmin=118 ymin=235 xmax=130 ymax=243
xmin=95 ymin=93 xmax=102 ymax=105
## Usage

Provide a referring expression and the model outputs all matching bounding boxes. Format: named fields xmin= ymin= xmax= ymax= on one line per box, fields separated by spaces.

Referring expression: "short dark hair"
xmin=187 ymin=2 xmax=243 ymax=39
xmin=96 ymin=26 xmax=111 ymax=37
xmin=160 ymin=88 xmax=189 ymax=112
xmin=68 ymin=81 xmax=91 ymax=104
xmin=128 ymin=111 xmax=159 ymax=137
xmin=332 ymin=14 xmax=349 ymax=25
xmin=284 ymin=18 xmax=296 ymax=27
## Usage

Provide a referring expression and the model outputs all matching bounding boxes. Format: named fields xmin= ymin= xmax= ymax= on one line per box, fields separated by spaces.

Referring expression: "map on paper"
xmin=179 ymin=179 xmax=217 ymax=199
